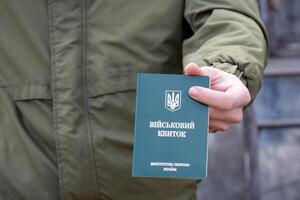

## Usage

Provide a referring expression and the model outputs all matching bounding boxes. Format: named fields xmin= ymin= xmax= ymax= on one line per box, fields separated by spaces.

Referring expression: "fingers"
xmin=208 ymin=107 xmax=243 ymax=133
xmin=189 ymin=83 xmax=251 ymax=110
xmin=210 ymin=107 xmax=243 ymax=123
xmin=185 ymin=64 xmax=244 ymax=110
xmin=189 ymin=86 xmax=237 ymax=110
xmin=184 ymin=62 xmax=249 ymax=134
xmin=209 ymin=119 xmax=230 ymax=132
xmin=185 ymin=63 xmax=251 ymax=109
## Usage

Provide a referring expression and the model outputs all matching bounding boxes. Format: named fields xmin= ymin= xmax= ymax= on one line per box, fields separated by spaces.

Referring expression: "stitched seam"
xmin=81 ymin=1 xmax=101 ymax=199
xmin=48 ymin=1 xmax=65 ymax=199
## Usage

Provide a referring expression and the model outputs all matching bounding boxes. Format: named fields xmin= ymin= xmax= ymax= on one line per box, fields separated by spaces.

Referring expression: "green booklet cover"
xmin=132 ymin=73 xmax=209 ymax=179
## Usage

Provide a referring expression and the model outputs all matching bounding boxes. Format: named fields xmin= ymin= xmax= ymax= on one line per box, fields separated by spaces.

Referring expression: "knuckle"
xmin=220 ymin=124 xmax=230 ymax=132
xmin=209 ymin=107 xmax=215 ymax=116
xmin=224 ymin=96 xmax=236 ymax=110
xmin=232 ymin=112 xmax=243 ymax=123
xmin=245 ymin=91 xmax=252 ymax=104
xmin=224 ymin=101 xmax=234 ymax=110
xmin=241 ymin=89 xmax=251 ymax=103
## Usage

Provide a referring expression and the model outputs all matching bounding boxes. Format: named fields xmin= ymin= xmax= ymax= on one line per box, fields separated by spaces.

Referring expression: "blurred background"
xmin=197 ymin=0 xmax=300 ymax=200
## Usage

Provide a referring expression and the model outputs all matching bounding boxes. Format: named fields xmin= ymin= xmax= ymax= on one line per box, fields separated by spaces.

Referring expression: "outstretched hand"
xmin=184 ymin=63 xmax=251 ymax=133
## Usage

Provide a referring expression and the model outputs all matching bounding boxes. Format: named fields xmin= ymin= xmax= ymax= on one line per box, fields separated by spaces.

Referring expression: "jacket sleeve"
xmin=183 ymin=0 xmax=269 ymax=103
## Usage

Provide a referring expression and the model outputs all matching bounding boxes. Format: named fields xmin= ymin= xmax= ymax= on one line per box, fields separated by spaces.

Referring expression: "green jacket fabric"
xmin=0 ymin=0 xmax=267 ymax=199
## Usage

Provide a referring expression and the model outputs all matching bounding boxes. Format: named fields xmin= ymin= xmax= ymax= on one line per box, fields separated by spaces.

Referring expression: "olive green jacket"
xmin=0 ymin=0 xmax=267 ymax=199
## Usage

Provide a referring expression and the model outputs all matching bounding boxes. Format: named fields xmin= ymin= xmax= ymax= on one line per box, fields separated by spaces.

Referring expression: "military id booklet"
xmin=132 ymin=73 xmax=209 ymax=179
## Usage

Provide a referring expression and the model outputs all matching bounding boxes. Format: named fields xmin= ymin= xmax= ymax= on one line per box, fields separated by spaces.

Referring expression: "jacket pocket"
xmin=0 ymin=84 xmax=59 ymax=199
xmin=87 ymin=71 xmax=137 ymax=98
xmin=0 ymin=84 xmax=51 ymax=101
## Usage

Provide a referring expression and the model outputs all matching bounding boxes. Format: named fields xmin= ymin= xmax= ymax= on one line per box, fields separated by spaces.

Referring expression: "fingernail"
xmin=189 ymin=87 xmax=199 ymax=97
